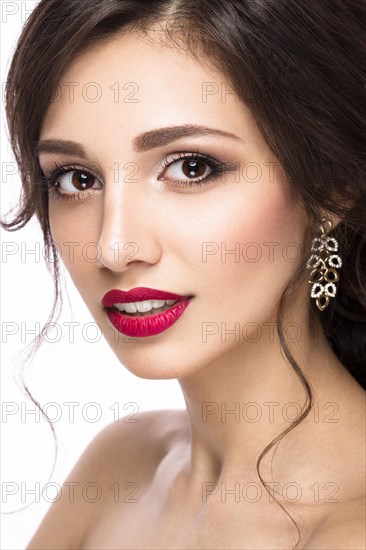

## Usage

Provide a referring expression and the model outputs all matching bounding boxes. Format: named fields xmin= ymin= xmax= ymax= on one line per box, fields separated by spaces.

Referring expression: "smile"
xmin=105 ymin=299 xmax=193 ymax=337
xmin=102 ymin=287 xmax=194 ymax=337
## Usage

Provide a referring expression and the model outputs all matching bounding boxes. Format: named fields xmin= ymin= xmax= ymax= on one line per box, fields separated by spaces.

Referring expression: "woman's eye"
xmin=44 ymin=154 xmax=231 ymax=201
xmin=162 ymin=158 xmax=211 ymax=182
xmin=157 ymin=153 xmax=233 ymax=189
xmin=58 ymin=170 xmax=101 ymax=192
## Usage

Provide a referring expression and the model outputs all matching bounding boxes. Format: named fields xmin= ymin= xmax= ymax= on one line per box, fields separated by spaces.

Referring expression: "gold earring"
xmin=306 ymin=218 xmax=342 ymax=311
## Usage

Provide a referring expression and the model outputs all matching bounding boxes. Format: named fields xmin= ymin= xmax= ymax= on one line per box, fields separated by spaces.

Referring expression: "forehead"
xmin=40 ymin=32 xmax=255 ymax=149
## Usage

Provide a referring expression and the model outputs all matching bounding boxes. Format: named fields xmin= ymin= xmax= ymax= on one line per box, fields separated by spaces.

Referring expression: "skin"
xmin=30 ymin=31 xmax=365 ymax=549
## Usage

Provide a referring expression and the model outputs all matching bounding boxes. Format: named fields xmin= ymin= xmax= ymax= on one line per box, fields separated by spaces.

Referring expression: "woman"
xmin=2 ymin=0 xmax=365 ymax=548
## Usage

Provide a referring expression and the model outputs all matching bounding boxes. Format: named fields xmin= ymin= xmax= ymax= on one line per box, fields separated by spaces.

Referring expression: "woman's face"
xmin=38 ymin=32 xmax=309 ymax=379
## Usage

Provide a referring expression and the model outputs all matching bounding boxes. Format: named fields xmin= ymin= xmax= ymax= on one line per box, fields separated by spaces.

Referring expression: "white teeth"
xmin=113 ymin=299 xmax=177 ymax=313
xmin=124 ymin=302 xmax=138 ymax=313
xmin=151 ymin=300 xmax=166 ymax=310
xmin=136 ymin=300 xmax=155 ymax=313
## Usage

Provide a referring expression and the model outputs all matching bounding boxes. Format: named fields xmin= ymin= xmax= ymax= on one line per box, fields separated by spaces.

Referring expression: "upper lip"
xmin=102 ymin=287 xmax=193 ymax=307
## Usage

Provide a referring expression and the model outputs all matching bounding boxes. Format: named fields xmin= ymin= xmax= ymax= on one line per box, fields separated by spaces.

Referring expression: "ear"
xmin=319 ymin=211 xmax=343 ymax=232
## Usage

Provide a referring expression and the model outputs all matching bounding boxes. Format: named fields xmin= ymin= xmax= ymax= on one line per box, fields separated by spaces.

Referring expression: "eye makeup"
xmin=40 ymin=150 xmax=238 ymax=201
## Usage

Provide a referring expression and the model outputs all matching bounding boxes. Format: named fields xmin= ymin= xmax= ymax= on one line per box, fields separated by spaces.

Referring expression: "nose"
xmin=96 ymin=176 xmax=161 ymax=272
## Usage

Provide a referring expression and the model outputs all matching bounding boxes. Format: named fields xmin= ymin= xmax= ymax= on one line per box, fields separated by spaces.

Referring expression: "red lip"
xmin=105 ymin=297 xmax=193 ymax=338
xmin=102 ymin=287 xmax=191 ymax=307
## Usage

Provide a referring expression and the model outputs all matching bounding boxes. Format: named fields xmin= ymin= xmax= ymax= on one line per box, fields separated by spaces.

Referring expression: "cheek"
xmin=48 ymin=202 xmax=100 ymax=286
xmin=182 ymin=180 xmax=305 ymax=320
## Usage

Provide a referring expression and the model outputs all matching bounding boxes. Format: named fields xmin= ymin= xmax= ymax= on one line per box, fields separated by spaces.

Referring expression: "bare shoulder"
xmin=73 ymin=407 xmax=186 ymax=472
xmin=305 ymin=496 xmax=366 ymax=549
xmin=26 ymin=408 xmax=187 ymax=550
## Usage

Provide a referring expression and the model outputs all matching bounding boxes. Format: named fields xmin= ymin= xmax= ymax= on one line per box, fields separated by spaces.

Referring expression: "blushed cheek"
xmin=242 ymin=188 xmax=297 ymax=246
xmin=200 ymin=179 xmax=304 ymax=310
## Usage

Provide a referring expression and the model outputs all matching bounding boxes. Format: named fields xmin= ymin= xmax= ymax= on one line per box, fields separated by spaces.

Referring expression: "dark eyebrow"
xmin=35 ymin=139 xmax=87 ymax=158
xmin=35 ymin=124 xmax=242 ymax=158
xmin=132 ymin=124 xmax=242 ymax=152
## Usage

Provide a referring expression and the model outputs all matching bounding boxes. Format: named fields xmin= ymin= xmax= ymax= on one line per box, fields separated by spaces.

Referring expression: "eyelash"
xmin=40 ymin=152 xmax=232 ymax=202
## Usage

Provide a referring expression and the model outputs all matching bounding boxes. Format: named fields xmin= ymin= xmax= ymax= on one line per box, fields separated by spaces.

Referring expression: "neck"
xmin=177 ymin=310 xmax=357 ymax=493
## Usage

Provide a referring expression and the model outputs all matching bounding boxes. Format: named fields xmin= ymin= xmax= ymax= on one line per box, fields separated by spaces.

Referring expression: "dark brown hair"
xmin=2 ymin=0 xmax=366 ymax=546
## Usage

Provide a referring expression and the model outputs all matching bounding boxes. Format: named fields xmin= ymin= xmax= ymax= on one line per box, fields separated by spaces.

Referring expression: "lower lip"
xmin=105 ymin=297 xmax=193 ymax=338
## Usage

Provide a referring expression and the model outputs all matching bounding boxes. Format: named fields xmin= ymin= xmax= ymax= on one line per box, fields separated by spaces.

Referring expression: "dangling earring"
xmin=306 ymin=218 xmax=342 ymax=311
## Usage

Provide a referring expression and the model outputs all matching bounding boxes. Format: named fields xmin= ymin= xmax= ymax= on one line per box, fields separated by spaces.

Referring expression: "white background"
xmin=1 ymin=3 xmax=185 ymax=548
